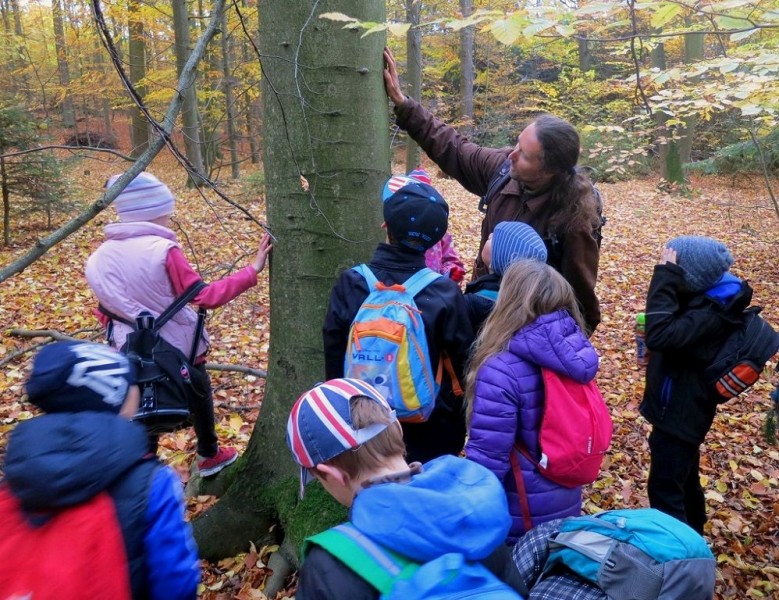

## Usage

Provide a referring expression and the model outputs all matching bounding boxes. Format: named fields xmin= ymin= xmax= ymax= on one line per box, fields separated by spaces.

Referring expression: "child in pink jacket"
xmin=86 ymin=171 xmax=271 ymax=477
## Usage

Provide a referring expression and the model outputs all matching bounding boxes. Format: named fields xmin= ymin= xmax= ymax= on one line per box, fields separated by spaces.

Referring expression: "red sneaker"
xmin=197 ymin=447 xmax=238 ymax=477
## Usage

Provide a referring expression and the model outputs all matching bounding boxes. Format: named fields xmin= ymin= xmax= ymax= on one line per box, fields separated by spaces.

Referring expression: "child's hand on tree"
xmin=252 ymin=233 xmax=273 ymax=273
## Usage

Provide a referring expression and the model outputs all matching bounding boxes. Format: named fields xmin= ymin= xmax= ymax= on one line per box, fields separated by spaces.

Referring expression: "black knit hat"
xmin=383 ymin=181 xmax=449 ymax=252
xmin=25 ymin=342 xmax=136 ymax=414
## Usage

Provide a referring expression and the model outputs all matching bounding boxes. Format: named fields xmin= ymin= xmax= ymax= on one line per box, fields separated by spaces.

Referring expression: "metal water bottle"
xmin=636 ymin=312 xmax=649 ymax=368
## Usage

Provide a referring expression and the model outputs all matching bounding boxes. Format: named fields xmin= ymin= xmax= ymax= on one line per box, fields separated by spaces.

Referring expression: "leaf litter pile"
xmin=1 ymin=156 xmax=778 ymax=598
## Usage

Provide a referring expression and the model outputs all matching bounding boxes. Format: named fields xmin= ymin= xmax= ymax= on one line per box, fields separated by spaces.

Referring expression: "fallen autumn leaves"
xmin=0 ymin=162 xmax=777 ymax=598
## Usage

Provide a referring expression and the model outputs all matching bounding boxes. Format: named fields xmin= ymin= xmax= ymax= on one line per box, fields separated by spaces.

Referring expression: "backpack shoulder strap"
xmin=475 ymin=288 xmax=499 ymax=301
xmin=478 ymin=158 xmax=512 ymax=214
xmin=154 ymin=280 xmax=207 ymax=331
xmin=305 ymin=523 xmax=417 ymax=594
xmin=352 ymin=263 xmax=380 ymax=291
xmin=403 ymin=268 xmax=442 ymax=297
xmin=97 ymin=280 xmax=207 ymax=332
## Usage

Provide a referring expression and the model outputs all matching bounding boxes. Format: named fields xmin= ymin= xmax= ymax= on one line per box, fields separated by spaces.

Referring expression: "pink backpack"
xmin=511 ymin=369 xmax=612 ymax=528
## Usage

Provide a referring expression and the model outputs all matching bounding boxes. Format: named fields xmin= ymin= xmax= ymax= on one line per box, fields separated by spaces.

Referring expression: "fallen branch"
xmin=6 ymin=328 xmax=266 ymax=378
xmin=205 ymin=363 xmax=267 ymax=378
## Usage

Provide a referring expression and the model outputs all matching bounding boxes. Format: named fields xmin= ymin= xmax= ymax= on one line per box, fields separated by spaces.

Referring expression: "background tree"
xmin=172 ymin=0 xmax=207 ymax=182
xmin=0 ymin=106 xmax=65 ymax=245
xmin=51 ymin=0 xmax=75 ymax=129
xmin=128 ymin=0 xmax=149 ymax=157
xmin=405 ymin=0 xmax=422 ymax=172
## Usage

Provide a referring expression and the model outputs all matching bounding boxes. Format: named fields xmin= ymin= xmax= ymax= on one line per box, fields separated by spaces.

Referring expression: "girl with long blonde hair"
xmin=464 ymin=259 xmax=599 ymax=542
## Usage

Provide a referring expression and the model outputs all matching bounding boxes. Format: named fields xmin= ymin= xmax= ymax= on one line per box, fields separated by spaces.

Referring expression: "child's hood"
xmin=349 ymin=455 xmax=511 ymax=563
xmin=508 ymin=309 xmax=599 ymax=383
xmin=4 ymin=413 xmax=150 ymax=512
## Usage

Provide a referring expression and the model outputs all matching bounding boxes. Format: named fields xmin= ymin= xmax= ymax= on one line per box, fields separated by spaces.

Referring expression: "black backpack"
xmin=99 ymin=282 xmax=209 ymax=433
xmin=478 ymin=159 xmax=606 ymax=270
xmin=704 ymin=306 xmax=779 ymax=403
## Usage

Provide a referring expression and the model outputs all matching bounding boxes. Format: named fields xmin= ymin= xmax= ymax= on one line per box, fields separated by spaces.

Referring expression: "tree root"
xmin=264 ymin=538 xmax=298 ymax=599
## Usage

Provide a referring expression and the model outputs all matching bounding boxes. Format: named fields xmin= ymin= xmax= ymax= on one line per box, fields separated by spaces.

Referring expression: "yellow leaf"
xmin=728 ymin=460 xmax=739 ymax=473
xmin=715 ymin=480 xmax=728 ymax=493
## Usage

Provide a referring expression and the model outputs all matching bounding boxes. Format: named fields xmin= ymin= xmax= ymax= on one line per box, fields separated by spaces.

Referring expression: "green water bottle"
xmin=636 ymin=313 xmax=649 ymax=368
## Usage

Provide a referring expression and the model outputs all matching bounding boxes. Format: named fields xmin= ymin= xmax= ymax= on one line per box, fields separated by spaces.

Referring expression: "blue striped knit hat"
xmin=667 ymin=236 xmax=733 ymax=292
xmin=490 ymin=221 xmax=548 ymax=275
xmin=107 ymin=171 xmax=175 ymax=222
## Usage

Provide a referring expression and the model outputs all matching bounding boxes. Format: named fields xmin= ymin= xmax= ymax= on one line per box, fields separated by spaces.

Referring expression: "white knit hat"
xmin=107 ymin=172 xmax=175 ymax=222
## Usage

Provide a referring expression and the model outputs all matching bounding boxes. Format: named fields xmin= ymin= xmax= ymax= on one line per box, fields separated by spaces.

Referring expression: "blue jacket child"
xmin=640 ymin=236 xmax=752 ymax=534
xmin=0 ymin=342 xmax=199 ymax=599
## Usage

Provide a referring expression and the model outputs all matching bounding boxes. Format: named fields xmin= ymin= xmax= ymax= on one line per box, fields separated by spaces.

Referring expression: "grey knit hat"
xmin=491 ymin=221 xmax=548 ymax=275
xmin=667 ymin=235 xmax=733 ymax=292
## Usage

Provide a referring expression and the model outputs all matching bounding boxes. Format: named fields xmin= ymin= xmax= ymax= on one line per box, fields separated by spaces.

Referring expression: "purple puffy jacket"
xmin=465 ymin=309 xmax=599 ymax=543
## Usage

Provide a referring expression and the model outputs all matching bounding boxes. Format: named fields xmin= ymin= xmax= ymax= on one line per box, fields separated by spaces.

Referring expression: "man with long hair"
xmin=383 ymin=48 xmax=601 ymax=334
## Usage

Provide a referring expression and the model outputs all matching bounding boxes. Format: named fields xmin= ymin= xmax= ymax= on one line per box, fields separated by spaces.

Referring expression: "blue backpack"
xmin=305 ymin=523 xmax=524 ymax=599
xmin=344 ymin=264 xmax=444 ymax=422
xmin=543 ymin=508 xmax=716 ymax=600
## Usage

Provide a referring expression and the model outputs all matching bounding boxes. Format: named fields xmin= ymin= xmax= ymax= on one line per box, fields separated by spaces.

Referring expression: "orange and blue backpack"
xmin=344 ymin=264 xmax=447 ymax=422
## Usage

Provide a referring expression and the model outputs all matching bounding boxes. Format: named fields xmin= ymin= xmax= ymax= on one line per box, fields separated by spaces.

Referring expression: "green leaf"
xmin=386 ymin=23 xmax=411 ymax=37
xmin=575 ymin=2 xmax=614 ymax=16
xmin=739 ymin=104 xmax=763 ymax=116
xmin=318 ymin=12 xmax=358 ymax=23
xmin=359 ymin=23 xmax=387 ymax=38
xmin=490 ymin=14 xmax=526 ymax=45
xmin=730 ymin=28 xmax=758 ymax=42
xmin=718 ymin=61 xmax=741 ymax=74
xmin=650 ymin=3 xmax=682 ymax=29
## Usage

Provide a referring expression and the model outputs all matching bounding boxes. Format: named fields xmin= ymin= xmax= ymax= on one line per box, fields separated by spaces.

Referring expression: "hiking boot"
xmin=197 ymin=447 xmax=238 ymax=477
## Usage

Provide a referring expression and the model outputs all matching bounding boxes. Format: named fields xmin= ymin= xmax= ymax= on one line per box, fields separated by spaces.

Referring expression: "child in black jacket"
xmin=463 ymin=220 xmax=548 ymax=336
xmin=640 ymin=236 xmax=751 ymax=533
xmin=322 ymin=178 xmax=472 ymax=462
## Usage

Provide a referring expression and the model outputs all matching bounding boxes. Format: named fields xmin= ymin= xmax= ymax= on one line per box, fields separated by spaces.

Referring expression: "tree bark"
xmin=221 ymin=9 xmax=240 ymax=179
xmin=459 ymin=0 xmax=474 ymax=135
xmin=192 ymin=0 xmax=389 ymax=560
xmin=128 ymin=0 xmax=149 ymax=157
xmin=51 ymin=0 xmax=76 ymax=128
xmin=405 ymin=0 xmax=422 ymax=172
xmin=172 ymin=0 xmax=207 ymax=183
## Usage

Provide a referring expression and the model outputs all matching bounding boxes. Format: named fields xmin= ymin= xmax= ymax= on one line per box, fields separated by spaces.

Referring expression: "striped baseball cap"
xmin=381 ymin=168 xmax=432 ymax=201
xmin=286 ymin=379 xmax=396 ymax=494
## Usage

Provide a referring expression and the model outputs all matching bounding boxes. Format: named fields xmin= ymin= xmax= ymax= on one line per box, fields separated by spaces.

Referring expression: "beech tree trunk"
xmin=192 ymin=0 xmax=389 ymax=562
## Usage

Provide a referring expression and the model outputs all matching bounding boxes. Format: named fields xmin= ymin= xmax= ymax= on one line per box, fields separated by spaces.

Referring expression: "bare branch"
xmin=0 ymin=145 xmax=135 ymax=162
xmin=0 ymin=0 xmax=227 ymax=285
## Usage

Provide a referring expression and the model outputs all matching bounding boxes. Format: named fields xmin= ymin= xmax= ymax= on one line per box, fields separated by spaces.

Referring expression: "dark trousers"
xmin=647 ymin=427 xmax=706 ymax=534
xmin=402 ymin=403 xmax=466 ymax=464
xmin=147 ymin=363 xmax=218 ymax=458
xmin=190 ymin=364 xmax=218 ymax=457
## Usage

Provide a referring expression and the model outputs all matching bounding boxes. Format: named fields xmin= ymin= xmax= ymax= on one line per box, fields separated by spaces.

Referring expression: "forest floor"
xmin=0 ymin=154 xmax=778 ymax=599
